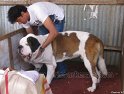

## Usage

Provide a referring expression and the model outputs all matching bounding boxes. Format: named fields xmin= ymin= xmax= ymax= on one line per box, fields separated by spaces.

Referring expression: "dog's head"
xmin=18 ymin=34 xmax=40 ymax=59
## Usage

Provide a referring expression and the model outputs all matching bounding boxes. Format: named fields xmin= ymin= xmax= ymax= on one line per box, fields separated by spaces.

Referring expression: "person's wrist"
xmin=40 ymin=47 xmax=45 ymax=52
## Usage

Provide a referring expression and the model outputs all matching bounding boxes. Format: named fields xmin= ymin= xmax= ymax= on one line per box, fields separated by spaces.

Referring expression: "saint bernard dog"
xmin=18 ymin=31 xmax=108 ymax=92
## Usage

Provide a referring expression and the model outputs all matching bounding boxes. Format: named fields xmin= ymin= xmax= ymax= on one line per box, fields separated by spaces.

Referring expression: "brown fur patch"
xmin=52 ymin=32 xmax=80 ymax=59
xmin=85 ymin=34 xmax=104 ymax=77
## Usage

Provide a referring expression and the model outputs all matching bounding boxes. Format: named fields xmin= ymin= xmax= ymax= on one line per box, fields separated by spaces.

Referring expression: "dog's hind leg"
xmin=81 ymin=48 xmax=100 ymax=92
xmin=83 ymin=57 xmax=98 ymax=92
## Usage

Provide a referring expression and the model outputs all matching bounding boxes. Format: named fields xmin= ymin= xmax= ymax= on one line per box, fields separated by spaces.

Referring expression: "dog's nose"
xmin=18 ymin=45 xmax=23 ymax=54
xmin=18 ymin=45 xmax=23 ymax=52
xmin=18 ymin=45 xmax=23 ymax=50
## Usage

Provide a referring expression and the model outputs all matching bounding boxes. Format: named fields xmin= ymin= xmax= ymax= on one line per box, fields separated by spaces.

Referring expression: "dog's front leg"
xmin=46 ymin=64 xmax=56 ymax=84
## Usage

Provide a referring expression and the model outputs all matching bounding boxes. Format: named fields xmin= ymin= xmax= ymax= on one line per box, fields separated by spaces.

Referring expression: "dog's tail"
xmin=98 ymin=44 xmax=108 ymax=76
xmin=98 ymin=56 xmax=108 ymax=75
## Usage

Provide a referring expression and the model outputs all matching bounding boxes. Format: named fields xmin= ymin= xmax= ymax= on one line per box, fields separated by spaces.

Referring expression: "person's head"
xmin=8 ymin=5 xmax=29 ymax=24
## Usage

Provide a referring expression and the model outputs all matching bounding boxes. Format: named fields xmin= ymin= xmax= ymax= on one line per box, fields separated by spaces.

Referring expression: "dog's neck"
xmin=28 ymin=46 xmax=42 ymax=61
xmin=36 ymin=34 xmax=48 ymax=45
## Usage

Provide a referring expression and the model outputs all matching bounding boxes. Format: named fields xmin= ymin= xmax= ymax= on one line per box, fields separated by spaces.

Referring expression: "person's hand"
xmin=39 ymin=47 xmax=45 ymax=53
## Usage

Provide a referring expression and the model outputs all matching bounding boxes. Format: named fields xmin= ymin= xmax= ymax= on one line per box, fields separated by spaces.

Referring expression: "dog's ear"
xmin=27 ymin=37 xmax=40 ymax=52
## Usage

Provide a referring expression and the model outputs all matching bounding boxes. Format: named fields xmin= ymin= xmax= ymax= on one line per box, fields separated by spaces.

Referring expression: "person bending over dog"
xmin=8 ymin=2 xmax=67 ymax=78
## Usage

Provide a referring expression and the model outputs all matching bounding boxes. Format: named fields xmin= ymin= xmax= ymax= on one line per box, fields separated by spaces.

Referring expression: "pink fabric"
xmin=5 ymin=71 xmax=8 ymax=94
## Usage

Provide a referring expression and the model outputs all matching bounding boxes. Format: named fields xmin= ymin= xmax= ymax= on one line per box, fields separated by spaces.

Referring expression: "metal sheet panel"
xmin=0 ymin=39 xmax=10 ymax=68
xmin=0 ymin=6 xmax=22 ymax=35
xmin=63 ymin=5 xmax=123 ymax=46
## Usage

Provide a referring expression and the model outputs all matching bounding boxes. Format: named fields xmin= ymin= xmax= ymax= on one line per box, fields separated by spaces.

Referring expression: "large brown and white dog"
xmin=18 ymin=31 xmax=108 ymax=92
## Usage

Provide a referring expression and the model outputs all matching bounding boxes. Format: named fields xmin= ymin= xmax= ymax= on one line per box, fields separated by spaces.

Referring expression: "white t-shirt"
xmin=22 ymin=2 xmax=64 ymax=28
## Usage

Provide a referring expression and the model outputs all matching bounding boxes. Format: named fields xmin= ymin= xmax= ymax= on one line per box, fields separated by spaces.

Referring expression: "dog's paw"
xmin=87 ymin=87 xmax=95 ymax=92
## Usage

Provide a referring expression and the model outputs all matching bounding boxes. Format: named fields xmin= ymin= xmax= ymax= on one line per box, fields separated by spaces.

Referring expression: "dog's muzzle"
xmin=18 ymin=45 xmax=31 ymax=60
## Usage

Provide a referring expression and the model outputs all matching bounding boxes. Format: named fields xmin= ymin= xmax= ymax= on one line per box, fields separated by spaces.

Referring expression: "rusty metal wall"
xmin=0 ymin=4 xmax=123 ymax=67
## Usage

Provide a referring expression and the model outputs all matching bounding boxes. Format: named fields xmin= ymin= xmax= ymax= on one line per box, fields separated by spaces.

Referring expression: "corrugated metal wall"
xmin=63 ymin=5 xmax=123 ymax=46
xmin=0 ymin=6 xmax=22 ymax=35
xmin=0 ymin=4 xmax=123 ymax=67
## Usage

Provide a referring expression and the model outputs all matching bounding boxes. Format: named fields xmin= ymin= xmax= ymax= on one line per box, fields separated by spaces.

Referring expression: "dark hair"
xmin=8 ymin=5 xmax=27 ymax=24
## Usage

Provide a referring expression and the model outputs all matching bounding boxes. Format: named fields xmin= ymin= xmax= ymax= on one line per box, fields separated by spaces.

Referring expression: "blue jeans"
xmin=38 ymin=15 xmax=67 ymax=75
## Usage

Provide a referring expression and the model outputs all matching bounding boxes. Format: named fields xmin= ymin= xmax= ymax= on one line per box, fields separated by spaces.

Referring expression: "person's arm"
xmin=41 ymin=16 xmax=59 ymax=49
xmin=25 ymin=27 xmax=33 ymax=34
